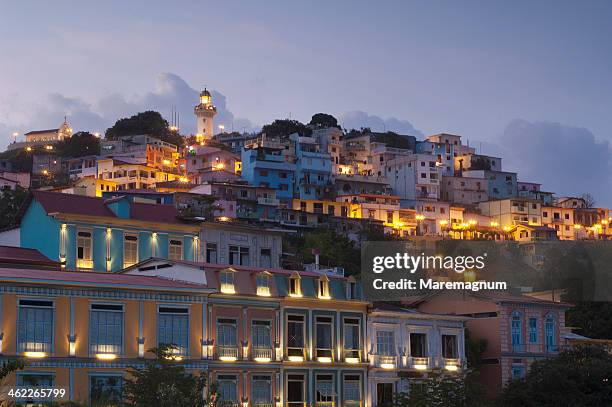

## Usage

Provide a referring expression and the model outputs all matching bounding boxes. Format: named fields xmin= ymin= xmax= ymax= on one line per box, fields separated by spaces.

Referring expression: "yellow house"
xmin=97 ymin=158 xmax=181 ymax=190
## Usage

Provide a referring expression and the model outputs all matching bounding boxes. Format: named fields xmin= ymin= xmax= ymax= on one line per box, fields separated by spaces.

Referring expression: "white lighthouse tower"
xmin=194 ymin=88 xmax=217 ymax=142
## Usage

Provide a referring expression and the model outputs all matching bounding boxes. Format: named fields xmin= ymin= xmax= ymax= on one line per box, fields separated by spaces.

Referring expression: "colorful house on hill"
xmin=17 ymin=191 xmax=200 ymax=272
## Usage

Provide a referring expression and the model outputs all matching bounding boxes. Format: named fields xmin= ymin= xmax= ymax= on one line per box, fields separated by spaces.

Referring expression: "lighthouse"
xmin=194 ymin=88 xmax=217 ymax=142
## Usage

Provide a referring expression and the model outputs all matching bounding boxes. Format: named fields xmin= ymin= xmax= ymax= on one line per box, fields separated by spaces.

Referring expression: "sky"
xmin=1 ymin=0 xmax=611 ymax=205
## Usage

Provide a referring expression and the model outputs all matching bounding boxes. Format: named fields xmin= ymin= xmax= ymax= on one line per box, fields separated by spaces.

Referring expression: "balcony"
xmin=443 ymin=358 xmax=461 ymax=371
xmin=254 ymin=403 xmax=274 ymax=407
xmin=252 ymin=347 xmax=274 ymax=362
xmin=218 ymin=402 xmax=241 ymax=407
xmin=343 ymin=349 xmax=362 ymax=364
xmin=371 ymin=354 xmax=397 ymax=369
xmin=286 ymin=403 xmax=308 ymax=407
xmin=217 ymin=345 xmax=239 ymax=361
xmin=408 ymin=356 xmax=429 ymax=370
xmin=258 ymin=196 xmax=280 ymax=206
xmin=315 ymin=402 xmax=335 ymax=407
xmin=76 ymin=258 xmax=93 ymax=270
xmin=286 ymin=347 xmax=306 ymax=362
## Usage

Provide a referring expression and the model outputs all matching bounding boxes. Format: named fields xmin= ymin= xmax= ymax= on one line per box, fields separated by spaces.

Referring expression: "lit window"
xmin=90 ymin=303 xmax=124 ymax=356
xmin=77 ymin=230 xmax=93 ymax=269
xmin=169 ymin=239 xmax=183 ymax=260
xmin=17 ymin=299 xmax=53 ymax=354
xmin=220 ymin=269 xmax=236 ymax=294
xmin=158 ymin=306 xmax=189 ymax=356
xmin=318 ymin=276 xmax=330 ymax=299
xmin=256 ymin=272 xmax=271 ymax=296
xmin=289 ymin=273 xmax=302 ymax=297
xmin=123 ymin=234 xmax=138 ymax=268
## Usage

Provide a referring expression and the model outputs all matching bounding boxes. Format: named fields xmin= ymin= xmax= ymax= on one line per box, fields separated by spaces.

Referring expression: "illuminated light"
xmin=254 ymin=357 xmax=271 ymax=363
xmin=490 ymin=221 xmax=499 ymax=227
xmin=178 ymin=176 xmax=189 ymax=183
xmin=138 ymin=342 xmax=145 ymax=358
xmin=602 ymin=220 xmax=609 ymax=225
xmin=439 ymin=220 xmax=448 ymax=226
xmin=288 ymin=355 xmax=304 ymax=362
xmin=214 ymin=163 xmax=225 ymax=170
xmin=94 ymin=132 xmax=101 ymax=138
xmin=468 ymin=219 xmax=477 ymax=225
xmin=0 ymin=332 xmax=3 ymax=353
xmin=380 ymin=363 xmax=395 ymax=370
xmin=503 ymin=226 xmax=511 ymax=232
xmin=445 ymin=364 xmax=458 ymax=371
xmin=220 ymin=284 xmax=236 ymax=294
xmin=218 ymin=124 xmax=225 ymax=132
xmin=12 ymin=132 xmax=19 ymax=137
xmin=256 ymin=286 xmax=271 ymax=297
xmin=163 ymin=159 xmax=171 ymax=165
xmin=415 ymin=214 xmax=425 ymax=221
xmin=69 ymin=339 xmax=76 ymax=357
xmin=152 ymin=232 xmax=157 ymax=239
xmin=345 ymin=357 xmax=360 ymax=364
xmin=96 ymin=353 xmax=117 ymax=360
xmin=25 ymin=146 xmax=32 ymax=152
xmin=317 ymin=356 xmax=332 ymax=363
xmin=574 ymin=224 xmax=582 ymax=229
xmin=24 ymin=351 xmax=47 ymax=359
xmin=219 ymin=356 xmax=237 ymax=362
xmin=289 ymin=293 xmax=303 ymax=298
xmin=164 ymin=355 xmax=183 ymax=361
xmin=218 ymin=216 xmax=230 ymax=222
xmin=414 ymin=364 xmax=428 ymax=370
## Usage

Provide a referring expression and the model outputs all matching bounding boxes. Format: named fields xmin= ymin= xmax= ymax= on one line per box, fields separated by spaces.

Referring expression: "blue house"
xmin=18 ymin=191 xmax=201 ymax=272
xmin=291 ymin=134 xmax=333 ymax=200
xmin=463 ymin=169 xmax=518 ymax=200
xmin=415 ymin=140 xmax=455 ymax=176
xmin=241 ymin=140 xmax=296 ymax=202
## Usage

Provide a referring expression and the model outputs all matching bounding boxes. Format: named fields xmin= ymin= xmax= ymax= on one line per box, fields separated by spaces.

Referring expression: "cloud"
xmin=496 ymin=119 xmax=612 ymax=207
xmin=0 ymin=73 xmax=258 ymax=149
xmin=338 ymin=110 xmax=423 ymax=136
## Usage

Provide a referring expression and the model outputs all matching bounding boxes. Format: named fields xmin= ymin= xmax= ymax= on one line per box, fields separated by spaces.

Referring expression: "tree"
xmin=105 ymin=111 xmax=184 ymax=147
xmin=498 ymin=345 xmax=612 ymax=407
xmin=0 ymin=186 xmax=29 ymax=229
xmin=56 ymin=131 xmax=101 ymax=157
xmin=566 ymin=302 xmax=612 ymax=339
xmin=579 ymin=193 xmax=596 ymax=208
xmin=465 ymin=329 xmax=488 ymax=369
xmin=286 ymin=229 xmax=361 ymax=275
xmin=260 ymin=119 xmax=312 ymax=139
xmin=0 ymin=359 xmax=25 ymax=381
xmin=124 ymin=344 xmax=208 ymax=407
xmin=469 ymin=156 xmax=492 ymax=171
xmin=309 ymin=113 xmax=340 ymax=129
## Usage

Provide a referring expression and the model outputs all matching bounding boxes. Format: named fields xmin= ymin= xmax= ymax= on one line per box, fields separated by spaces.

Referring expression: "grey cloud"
xmin=338 ymin=110 xmax=423 ymax=136
xmin=496 ymin=119 xmax=612 ymax=206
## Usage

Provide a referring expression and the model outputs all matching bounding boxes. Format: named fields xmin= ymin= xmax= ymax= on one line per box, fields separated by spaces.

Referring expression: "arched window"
xmin=545 ymin=313 xmax=556 ymax=352
xmin=510 ymin=311 xmax=523 ymax=352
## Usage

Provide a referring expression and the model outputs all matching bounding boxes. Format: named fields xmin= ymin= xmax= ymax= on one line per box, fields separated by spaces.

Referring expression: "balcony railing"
xmin=443 ymin=358 xmax=461 ymax=369
xmin=18 ymin=341 xmax=52 ymax=354
xmin=287 ymin=347 xmax=306 ymax=361
xmin=258 ymin=197 xmax=280 ymax=206
xmin=343 ymin=349 xmax=361 ymax=363
xmin=252 ymin=347 xmax=273 ymax=361
xmin=372 ymin=354 xmax=397 ymax=369
xmin=254 ymin=403 xmax=274 ymax=407
xmin=409 ymin=356 xmax=429 ymax=369
xmin=217 ymin=345 xmax=239 ymax=360
xmin=76 ymin=258 xmax=93 ymax=269
xmin=315 ymin=402 xmax=335 ymax=407
xmin=286 ymin=402 xmax=307 ymax=407
xmin=218 ymin=402 xmax=240 ymax=407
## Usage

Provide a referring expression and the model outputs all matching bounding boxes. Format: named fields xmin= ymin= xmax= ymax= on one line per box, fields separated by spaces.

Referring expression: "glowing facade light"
xmin=380 ymin=363 xmax=395 ymax=370
xmin=414 ymin=364 xmax=428 ymax=370
xmin=439 ymin=220 xmax=448 ymax=226
xmin=24 ymin=351 xmax=47 ymax=358
xmin=219 ymin=356 xmax=237 ymax=362
xmin=317 ymin=356 xmax=332 ymax=363
xmin=68 ymin=335 xmax=76 ymax=357
xmin=415 ymin=214 xmax=425 ymax=221
xmin=288 ymin=355 xmax=304 ymax=362
xmin=254 ymin=357 xmax=272 ymax=363
xmin=345 ymin=357 xmax=360 ymax=364
xmin=96 ymin=353 xmax=117 ymax=360
xmin=445 ymin=364 xmax=458 ymax=371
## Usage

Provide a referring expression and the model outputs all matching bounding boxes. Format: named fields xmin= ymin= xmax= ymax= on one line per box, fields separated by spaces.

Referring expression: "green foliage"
xmin=285 ymin=229 xmax=360 ymax=275
xmin=0 ymin=148 xmax=33 ymax=172
xmin=372 ymin=132 xmax=414 ymax=149
xmin=0 ymin=186 xmax=29 ymax=229
xmin=55 ymin=131 xmax=100 ymax=157
xmin=0 ymin=359 xmax=25 ymax=381
xmin=123 ymin=344 xmax=207 ymax=407
xmin=105 ymin=111 xmax=184 ymax=147
xmin=309 ymin=113 xmax=340 ymax=129
xmin=465 ymin=329 xmax=488 ymax=369
xmin=566 ymin=302 xmax=612 ymax=339
xmin=498 ymin=345 xmax=612 ymax=407
xmin=469 ymin=156 xmax=492 ymax=171
xmin=391 ymin=371 xmax=489 ymax=407
xmin=260 ymin=119 xmax=312 ymax=139
xmin=179 ymin=195 xmax=223 ymax=220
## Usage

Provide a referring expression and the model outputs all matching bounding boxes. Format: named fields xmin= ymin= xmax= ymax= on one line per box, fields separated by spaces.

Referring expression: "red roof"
xmin=0 ymin=246 xmax=60 ymax=268
xmin=0 ymin=267 xmax=208 ymax=291
xmin=31 ymin=190 xmax=185 ymax=225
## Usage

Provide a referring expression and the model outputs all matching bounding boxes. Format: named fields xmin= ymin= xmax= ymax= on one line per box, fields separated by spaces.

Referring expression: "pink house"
xmin=404 ymin=291 xmax=570 ymax=397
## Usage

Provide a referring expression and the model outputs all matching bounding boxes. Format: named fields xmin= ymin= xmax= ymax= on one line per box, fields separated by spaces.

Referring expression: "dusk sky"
xmin=1 ymin=1 xmax=611 ymax=204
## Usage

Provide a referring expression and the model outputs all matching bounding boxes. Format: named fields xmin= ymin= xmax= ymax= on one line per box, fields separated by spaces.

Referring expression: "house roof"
xmin=30 ymin=190 xmax=186 ymax=225
xmin=24 ymin=129 xmax=59 ymax=135
xmin=0 ymin=246 xmax=60 ymax=269
xmin=0 ymin=267 xmax=210 ymax=292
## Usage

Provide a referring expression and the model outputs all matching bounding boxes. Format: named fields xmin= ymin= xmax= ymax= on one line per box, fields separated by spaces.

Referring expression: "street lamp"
xmin=218 ymin=124 xmax=225 ymax=134
xmin=12 ymin=132 xmax=18 ymax=143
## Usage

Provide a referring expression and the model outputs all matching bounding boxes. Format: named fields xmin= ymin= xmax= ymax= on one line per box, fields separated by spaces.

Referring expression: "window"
xmin=343 ymin=375 xmax=361 ymax=404
xmin=377 ymin=383 xmax=394 ymax=406
xmin=229 ymin=245 xmax=249 ymax=266
xmin=315 ymin=374 xmax=335 ymax=404
xmin=442 ymin=335 xmax=457 ymax=358
xmin=289 ymin=273 xmax=302 ymax=297
xmin=123 ymin=234 xmax=138 ymax=267
xmin=77 ymin=230 xmax=93 ymax=269
xmin=252 ymin=375 xmax=272 ymax=405
xmin=260 ymin=248 xmax=272 ymax=268
xmin=328 ymin=205 xmax=335 ymax=216
xmin=511 ymin=311 xmax=523 ymax=351
xmin=17 ymin=373 xmax=55 ymax=403
xmin=410 ymin=333 xmax=427 ymax=357
xmin=315 ymin=316 xmax=333 ymax=359
xmin=17 ymin=299 xmax=54 ymax=354
xmin=344 ymin=318 xmax=360 ymax=360
xmin=90 ymin=375 xmax=123 ymax=406
xmin=169 ymin=239 xmax=183 ymax=260
xmin=259 ymin=169 xmax=268 ymax=177
xmin=206 ymin=243 xmax=217 ymax=263
xmin=511 ymin=365 xmax=525 ymax=380
xmin=528 ymin=318 xmax=538 ymax=344
xmin=376 ymin=331 xmax=395 ymax=356
xmin=220 ymin=269 xmax=235 ymax=294
xmin=252 ymin=320 xmax=271 ymax=350
xmin=346 ymin=280 xmax=356 ymax=300
xmin=256 ymin=272 xmax=271 ymax=296
xmin=287 ymin=315 xmax=305 ymax=357
xmin=90 ymin=303 xmax=124 ymax=355
xmin=545 ymin=314 xmax=556 ymax=352
xmin=318 ymin=276 xmax=330 ymax=299
xmin=386 ymin=211 xmax=393 ymax=224
xmin=218 ymin=375 xmax=238 ymax=402
xmin=287 ymin=374 xmax=305 ymax=405
xmin=217 ymin=318 xmax=237 ymax=360
xmin=158 ymin=306 xmax=189 ymax=356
